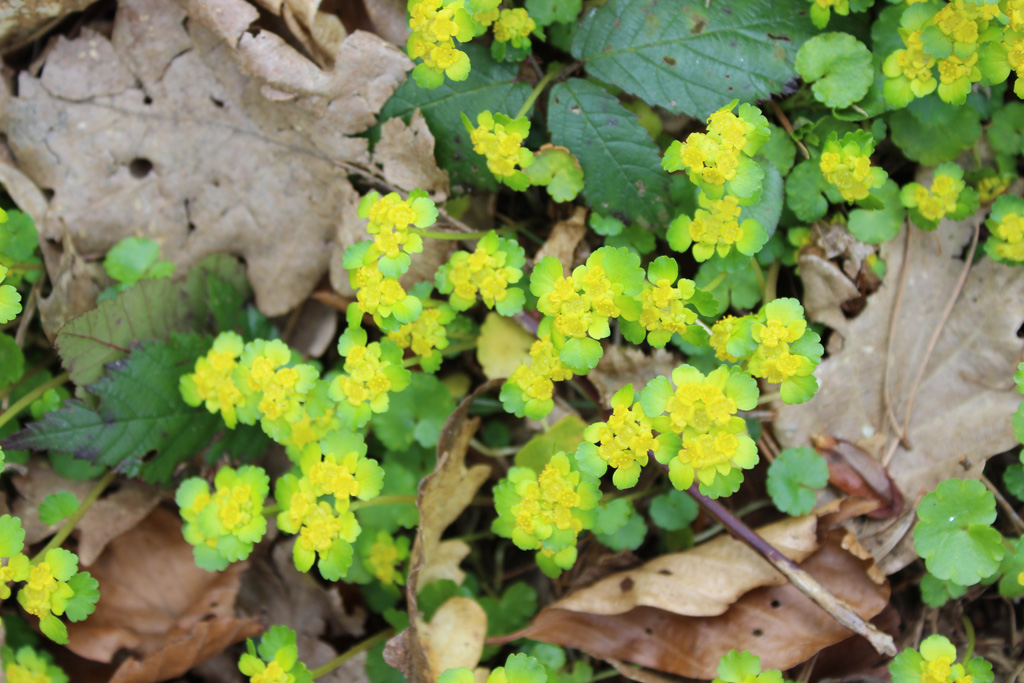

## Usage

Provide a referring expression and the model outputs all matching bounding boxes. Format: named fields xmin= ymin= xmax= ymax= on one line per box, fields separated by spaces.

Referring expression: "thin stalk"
xmin=0 ymin=363 xmax=46 ymax=403
xmin=309 ymin=629 xmax=395 ymax=679
xmin=515 ymin=62 xmax=573 ymax=120
xmin=410 ymin=226 xmax=492 ymax=240
xmin=961 ymin=614 xmax=976 ymax=662
xmin=764 ymin=261 xmax=780 ymax=303
xmin=0 ymin=372 xmax=69 ymax=432
xmin=32 ymin=469 xmax=118 ymax=563
xmin=686 ymin=482 xmax=897 ymax=656
xmin=750 ymin=258 xmax=765 ymax=296
xmin=349 ymin=495 xmax=418 ymax=511
xmin=700 ymin=270 xmax=728 ymax=293
xmin=402 ymin=341 xmax=478 ymax=368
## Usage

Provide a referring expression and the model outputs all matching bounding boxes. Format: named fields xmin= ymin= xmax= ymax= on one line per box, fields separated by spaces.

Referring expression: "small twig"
xmin=32 ymin=469 xmax=117 ymax=563
xmin=897 ymin=220 xmax=980 ymax=451
xmin=14 ymin=276 xmax=43 ymax=348
xmin=768 ymin=100 xmax=810 ymax=160
xmin=882 ymin=228 xmax=913 ymax=458
xmin=982 ymin=474 xmax=1024 ymax=535
xmin=687 ymin=483 xmax=897 ymax=656
xmin=308 ymin=628 xmax=395 ymax=679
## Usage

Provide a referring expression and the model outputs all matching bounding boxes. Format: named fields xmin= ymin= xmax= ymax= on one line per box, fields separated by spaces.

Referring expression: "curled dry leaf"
xmin=798 ymin=250 xmax=861 ymax=335
xmin=0 ymin=0 xmax=411 ymax=319
xmin=65 ymin=507 xmax=263 ymax=683
xmin=10 ymin=461 xmax=161 ymax=566
xmin=535 ymin=206 xmax=588 ymax=267
xmin=814 ymin=435 xmax=903 ymax=520
xmin=774 ymin=214 xmax=1024 ymax=574
xmin=589 ymin=346 xmax=682 ymax=407
xmin=373 ymin=110 xmax=451 ymax=201
xmin=385 ymin=380 xmax=501 ymax=683
xmin=521 ymin=529 xmax=890 ymax=679
xmin=0 ymin=0 xmax=97 ymax=52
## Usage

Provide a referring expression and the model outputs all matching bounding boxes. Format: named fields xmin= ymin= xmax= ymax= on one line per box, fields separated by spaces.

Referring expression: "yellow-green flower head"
xmin=1009 ymin=0 xmax=1024 ymax=32
xmin=297 ymin=430 xmax=383 ymax=509
xmin=440 ymin=653 xmax=547 ymax=683
xmin=889 ymin=634 xmax=994 ymax=683
xmin=530 ymin=246 xmax=645 ymax=374
xmin=178 ymin=466 xmax=270 ymax=569
xmin=621 ymin=256 xmax=712 ymax=348
xmin=819 ymin=130 xmax=886 ymax=203
xmin=668 ymin=192 xmax=768 ymax=262
xmin=238 ymin=625 xmax=312 ymax=683
xmin=575 ymin=384 xmax=673 ymax=489
xmin=328 ymin=308 xmax=412 ymax=428
xmin=436 ymin=230 xmax=527 ymax=315
xmin=233 ymin=339 xmax=319 ymax=436
xmin=662 ymin=101 xmax=769 ymax=200
xmin=462 ymin=111 xmax=534 ymax=190
xmin=1006 ymin=31 xmax=1024 ymax=99
xmin=709 ymin=315 xmax=755 ymax=363
xmin=0 ymin=263 xmax=23 ymax=325
xmin=343 ymin=242 xmax=423 ymax=330
xmin=808 ymin=0 xmax=850 ymax=29
xmin=747 ymin=298 xmax=823 ymax=405
xmin=361 ymin=530 xmax=410 ymax=586
xmin=492 ymin=452 xmax=600 ymax=576
xmin=278 ymin=402 xmax=342 ymax=461
xmin=883 ymin=29 xmax=938 ymax=107
xmin=0 ymin=514 xmax=29 ymax=601
xmin=935 ymin=52 xmax=981 ymax=105
xmin=180 ymin=331 xmax=246 ymax=428
xmin=406 ymin=0 xmax=477 ymax=88
xmin=493 ymin=8 xmax=535 ymax=47
xmin=900 ymin=162 xmax=978 ymax=231
xmin=357 ymin=190 xmax=436 ymax=277
xmin=640 ymin=365 xmax=759 ymax=490
xmin=275 ymin=473 xmax=360 ymax=580
xmin=501 ymin=333 xmax=575 ymax=420
xmin=984 ymin=195 xmax=1024 ymax=264
xmin=387 ymin=303 xmax=455 ymax=373
xmin=2 ymin=646 xmax=69 ymax=683
xmin=15 ymin=547 xmax=94 ymax=644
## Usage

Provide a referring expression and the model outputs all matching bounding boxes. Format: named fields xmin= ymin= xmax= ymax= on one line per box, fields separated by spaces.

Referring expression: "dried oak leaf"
xmin=65 ymin=506 xmax=262 ymax=683
xmin=10 ymin=462 xmax=161 ymax=566
xmin=521 ymin=528 xmax=889 ymax=679
xmin=0 ymin=0 xmax=411 ymax=319
xmin=589 ymin=346 xmax=682 ymax=407
xmin=385 ymin=380 xmax=500 ymax=683
xmin=0 ymin=0 xmax=97 ymax=52
xmin=535 ymin=206 xmax=587 ymax=266
xmin=774 ymin=215 xmax=1024 ymax=574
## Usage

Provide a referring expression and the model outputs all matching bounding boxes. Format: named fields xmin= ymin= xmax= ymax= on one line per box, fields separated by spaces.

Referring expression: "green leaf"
xmin=572 ymin=0 xmax=814 ymax=118
xmin=548 ymin=78 xmax=670 ymax=228
xmin=1004 ymin=460 xmax=1024 ymax=502
xmin=740 ymin=162 xmax=783 ymax=241
xmin=0 ymin=514 xmax=25 ymax=556
xmin=6 ymin=336 xmax=222 ymax=484
xmin=594 ymin=498 xmax=647 ymax=551
xmin=0 ymin=333 xmax=24 ymax=389
xmin=516 ymin=415 xmax=587 ymax=472
xmin=784 ymin=159 xmax=829 ymax=223
xmin=889 ymin=96 xmax=982 ymax=166
xmin=479 ymin=582 xmax=538 ymax=638
xmin=848 ymin=179 xmax=905 ymax=244
xmin=987 ymin=101 xmax=1024 ymax=156
xmin=919 ymin=571 xmax=968 ymax=608
xmin=914 ymin=478 xmax=1004 ymax=586
xmin=648 ymin=488 xmax=698 ymax=531
xmin=1013 ymin=402 xmax=1024 ymax=446
xmin=372 ymin=373 xmax=454 ymax=451
xmin=103 ymin=237 xmax=164 ymax=285
xmin=38 ymin=491 xmax=80 ymax=526
xmin=757 ymin=124 xmax=796 ymax=176
xmin=998 ymin=536 xmax=1024 ymax=599
xmin=794 ymin=32 xmax=873 ymax=109
xmin=379 ymin=44 xmax=531 ymax=190
xmin=524 ymin=146 xmax=585 ymax=202
xmin=525 ymin=0 xmax=581 ymax=26
xmin=0 ymin=210 xmax=42 ymax=286
xmin=63 ymin=572 xmax=100 ymax=622
xmin=766 ymin=447 xmax=828 ymax=516
xmin=55 ymin=255 xmax=250 ymax=387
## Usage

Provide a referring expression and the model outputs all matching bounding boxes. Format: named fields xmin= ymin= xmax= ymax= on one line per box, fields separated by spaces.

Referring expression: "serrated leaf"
xmin=1004 ymin=461 xmax=1024 ymax=502
xmin=913 ymin=478 xmax=1004 ymax=586
xmin=63 ymin=572 xmax=100 ymax=622
xmin=103 ymin=237 xmax=163 ymax=285
xmin=0 ymin=333 xmax=25 ymax=389
xmin=372 ymin=372 xmax=454 ymax=451
xmin=795 ymin=32 xmax=873 ymax=109
xmin=594 ymin=498 xmax=647 ymax=551
xmin=848 ymin=179 xmax=905 ymax=245
xmin=648 ymin=488 xmax=698 ymax=531
xmin=38 ymin=491 xmax=80 ymax=526
xmin=785 ymin=159 xmax=829 ymax=223
xmin=548 ymin=78 xmax=670 ymax=228
xmin=766 ymin=447 xmax=829 ymax=516
xmin=572 ymin=0 xmax=814 ymax=118
xmin=987 ymin=101 xmax=1024 ymax=156
xmin=525 ymin=0 xmax=581 ymax=26
xmin=889 ymin=96 xmax=982 ymax=166
xmin=6 ymin=336 xmax=222 ymax=484
xmin=379 ymin=44 xmax=531 ymax=190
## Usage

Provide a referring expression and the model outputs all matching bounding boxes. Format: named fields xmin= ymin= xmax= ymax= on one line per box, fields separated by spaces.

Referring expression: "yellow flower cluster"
xmin=819 ymin=143 xmax=874 ymax=202
xmin=577 ymin=385 xmax=658 ymax=489
xmin=364 ymin=531 xmax=410 ymax=586
xmin=912 ymin=175 xmax=960 ymax=222
xmin=688 ymin=194 xmax=744 ymax=250
xmin=503 ymin=335 xmax=574 ymax=419
xmin=387 ymin=305 xmax=454 ymax=372
xmin=407 ymin=0 xmax=473 ymax=86
xmin=467 ymin=111 xmax=534 ymax=189
xmin=991 ymin=211 xmax=1024 ymax=261
xmin=709 ymin=315 xmax=742 ymax=362
xmin=545 ymin=264 xmax=620 ymax=339
xmin=180 ymin=332 xmax=338 ymax=457
xmin=364 ymin=192 xmax=425 ymax=262
xmin=673 ymin=110 xmax=750 ymax=188
xmin=637 ymin=278 xmax=698 ymax=338
xmin=887 ymin=30 xmax=937 ymax=95
xmin=493 ymin=8 xmax=535 ymax=46
xmin=749 ymin=316 xmax=807 ymax=384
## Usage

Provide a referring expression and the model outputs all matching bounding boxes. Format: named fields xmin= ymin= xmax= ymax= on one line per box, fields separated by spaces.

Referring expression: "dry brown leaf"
xmin=65 ymin=507 xmax=262 ymax=683
xmin=374 ymin=111 xmax=450 ymax=200
xmin=521 ymin=530 xmax=890 ymax=679
xmin=364 ymin=0 xmax=411 ymax=45
xmin=774 ymin=215 xmax=1024 ymax=574
xmin=476 ymin=313 xmax=534 ymax=381
xmin=589 ymin=346 xmax=682 ymax=407
xmin=0 ymin=0 xmax=411 ymax=320
xmin=798 ymin=251 xmax=861 ymax=334
xmin=552 ymin=515 xmax=819 ymax=617
xmin=0 ymin=0 xmax=97 ymax=52
xmin=417 ymin=597 xmax=488 ymax=678
xmin=10 ymin=462 xmax=161 ymax=566
xmin=535 ymin=206 xmax=587 ymax=266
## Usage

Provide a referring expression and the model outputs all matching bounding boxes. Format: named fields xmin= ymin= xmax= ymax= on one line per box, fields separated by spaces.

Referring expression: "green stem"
xmin=584 ymin=670 xmax=622 ymax=683
xmin=349 ymin=495 xmax=418 ymax=511
xmin=700 ymin=270 xmax=728 ymax=293
xmin=31 ymin=469 xmax=118 ymax=563
xmin=410 ymin=226 xmax=494 ymax=241
xmin=262 ymin=504 xmax=281 ymax=517
xmin=309 ymin=628 xmax=396 ymax=679
xmin=602 ymin=486 xmax=657 ymax=505
xmin=3 ymin=262 xmax=44 ymax=271
xmin=749 ymin=258 xmax=765 ymax=296
xmin=515 ymin=62 xmax=572 ymax=119
xmin=0 ymin=372 xmax=69 ymax=432
xmin=763 ymin=261 xmax=780 ymax=303
xmin=961 ymin=614 xmax=976 ymax=661
xmin=402 ymin=340 xmax=478 ymax=368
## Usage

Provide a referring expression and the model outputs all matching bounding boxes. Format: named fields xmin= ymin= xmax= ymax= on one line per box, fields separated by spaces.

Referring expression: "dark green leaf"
xmin=7 ymin=336 xmax=222 ymax=484
xmin=548 ymin=78 xmax=670 ymax=228
xmin=794 ymin=32 xmax=873 ymax=109
xmin=378 ymin=44 xmax=531 ymax=189
xmin=572 ymin=0 xmax=814 ymax=118
xmin=372 ymin=373 xmax=454 ymax=451
xmin=766 ymin=447 xmax=829 ymax=516
xmin=848 ymin=179 xmax=905 ymax=244
xmin=648 ymin=488 xmax=698 ymax=531
xmin=889 ymin=96 xmax=982 ymax=165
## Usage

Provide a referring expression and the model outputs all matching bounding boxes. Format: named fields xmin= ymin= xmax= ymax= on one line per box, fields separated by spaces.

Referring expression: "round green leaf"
xmin=795 ymin=33 xmax=873 ymax=109
xmin=766 ymin=447 xmax=829 ymax=516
